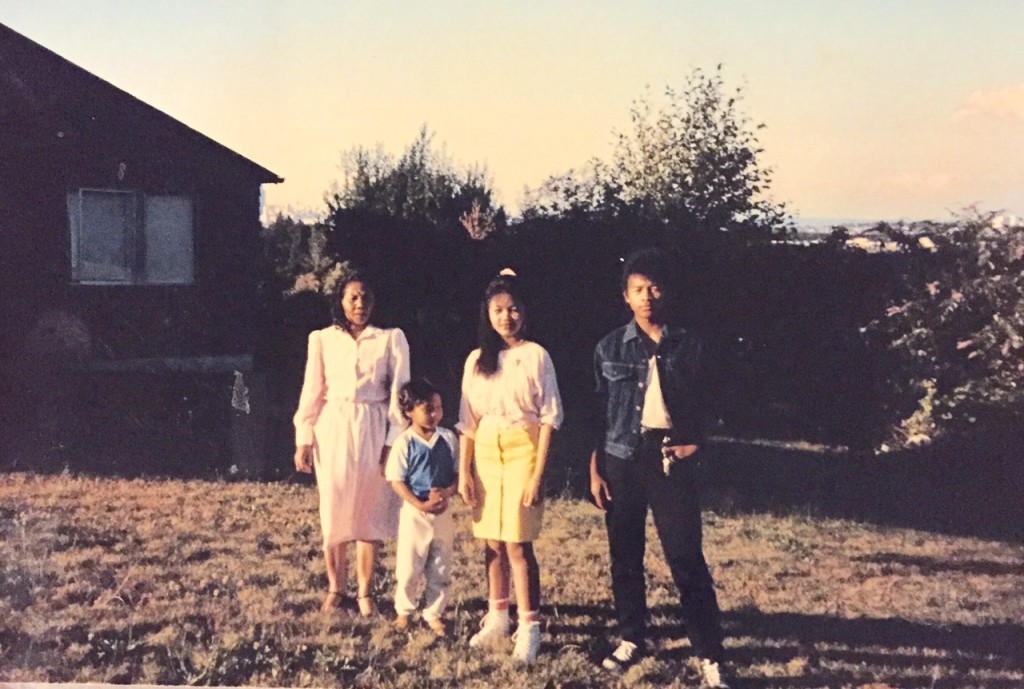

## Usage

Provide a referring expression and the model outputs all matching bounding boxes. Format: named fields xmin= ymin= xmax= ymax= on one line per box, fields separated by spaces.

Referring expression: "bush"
xmin=866 ymin=212 xmax=1024 ymax=450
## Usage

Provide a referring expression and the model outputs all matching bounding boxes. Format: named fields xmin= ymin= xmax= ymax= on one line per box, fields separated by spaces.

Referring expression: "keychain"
xmin=661 ymin=436 xmax=674 ymax=476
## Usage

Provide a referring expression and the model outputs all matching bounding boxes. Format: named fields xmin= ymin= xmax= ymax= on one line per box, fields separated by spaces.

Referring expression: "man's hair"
xmin=621 ymin=247 xmax=673 ymax=292
xmin=398 ymin=378 xmax=440 ymax=419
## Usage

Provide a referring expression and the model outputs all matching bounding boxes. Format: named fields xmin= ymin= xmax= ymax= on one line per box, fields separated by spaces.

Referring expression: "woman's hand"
xmin=294 ymin=445 xmax=313 ymax=473
xmin=521 ymin=475 xmax=543 ymax=507
xmin=458 ymin=476 xmax=478 ymax=507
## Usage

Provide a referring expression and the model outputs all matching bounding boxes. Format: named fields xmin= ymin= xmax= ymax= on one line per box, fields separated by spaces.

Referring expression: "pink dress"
xmin=294 ymin=325 xmax=409 ymax=547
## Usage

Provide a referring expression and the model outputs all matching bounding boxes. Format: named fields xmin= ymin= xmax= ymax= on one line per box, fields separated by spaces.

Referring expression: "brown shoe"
xmin=320 ymin=591 xmax=344 ymax=612
xmin=394 ymin=614 xmax=410 ymax=631
xmin=425 ymin=617 xmax=447 ymax=637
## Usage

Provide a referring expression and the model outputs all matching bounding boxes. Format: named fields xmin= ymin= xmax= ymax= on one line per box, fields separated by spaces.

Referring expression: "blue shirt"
xmin=385 ymin=426 xmax=459 ymax=501
xmin=592 ymin=321 xmax=707 ymax=460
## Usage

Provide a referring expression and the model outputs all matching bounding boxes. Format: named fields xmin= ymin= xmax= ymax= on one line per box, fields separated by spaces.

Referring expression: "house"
xmin=0 ymin=23 xmax=282 ymax=472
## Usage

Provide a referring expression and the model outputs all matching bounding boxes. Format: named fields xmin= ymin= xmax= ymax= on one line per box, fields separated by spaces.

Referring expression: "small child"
xmin=385 ymin=378 xmax=459 ymax=635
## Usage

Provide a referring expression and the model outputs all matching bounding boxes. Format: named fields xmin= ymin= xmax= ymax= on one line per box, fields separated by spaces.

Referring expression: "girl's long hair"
xmin=329 ymin=272 xmax=373 ymax=333
xmin=475 ymin=274 xmax=526 ymax=377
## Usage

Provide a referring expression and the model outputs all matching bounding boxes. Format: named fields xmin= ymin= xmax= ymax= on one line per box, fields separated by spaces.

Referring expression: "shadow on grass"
xmin=544 ymin=602 xmax=1023 ymax=687
xmin=726 ymin=608 xmax=1024 ymax=688
xmin=698 ymin=431 xmax=1024 ymax=543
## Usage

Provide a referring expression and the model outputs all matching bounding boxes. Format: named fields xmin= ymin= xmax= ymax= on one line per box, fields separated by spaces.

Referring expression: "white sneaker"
xmin=601 ymin=640 xmax=641 ymax=671
xmin=468 ymin=610 xmax=510 ymax=648
xmin=698 ymin=658 xmax=731 ymax=688
xmin=511 ymin=621 xmax=541 ymax=663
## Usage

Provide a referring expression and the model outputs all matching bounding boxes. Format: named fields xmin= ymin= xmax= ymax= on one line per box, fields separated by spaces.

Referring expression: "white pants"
xmin=394 ymin=502 xmax=454 ymax=620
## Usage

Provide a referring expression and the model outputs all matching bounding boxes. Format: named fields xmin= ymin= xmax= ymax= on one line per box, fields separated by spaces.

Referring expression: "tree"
xmin=260 ymin=213 xmax=333 ymax=295
xmin=523 ymin=66 xmax=790 ymax=239
xmin=327 ymin=126 xmax=505 ymax=236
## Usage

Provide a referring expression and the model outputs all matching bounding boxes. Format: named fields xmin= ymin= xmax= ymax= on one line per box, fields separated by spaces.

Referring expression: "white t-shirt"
xmin=641 ymin=354 xmax=673 ymax=430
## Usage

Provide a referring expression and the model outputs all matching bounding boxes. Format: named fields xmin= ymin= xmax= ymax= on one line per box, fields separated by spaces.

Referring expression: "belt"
xmin=640 ymin=427 xmax=671 ymax=440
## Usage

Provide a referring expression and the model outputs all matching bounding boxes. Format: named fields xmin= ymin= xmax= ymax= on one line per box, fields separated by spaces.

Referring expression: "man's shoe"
xmin=698 ymin=658 xmax=731 ymax=688
xmin=601 ymin=640 xmax=642 ymax=671
xmin=468 ymin=610 xmax=510 ymax=648
xmin=511 ymin=621 xmax=541 ymax=663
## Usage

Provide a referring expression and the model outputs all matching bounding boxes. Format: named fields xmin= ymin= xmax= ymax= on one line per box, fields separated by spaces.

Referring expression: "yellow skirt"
xmin=472 ymin=419 xmax=543 ymax=542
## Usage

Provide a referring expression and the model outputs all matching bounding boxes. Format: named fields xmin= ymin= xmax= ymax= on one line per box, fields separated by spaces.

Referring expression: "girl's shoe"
xmin=357 ymin=595 xmax=375 ymax=617
xmin=468 ymin=610 xmax=510 ymax=647
xmin=511 ymin=621 xmax=541 ymax=663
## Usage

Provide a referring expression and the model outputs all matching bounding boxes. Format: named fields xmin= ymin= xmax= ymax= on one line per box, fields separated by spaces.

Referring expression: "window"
xmin=68 ymin=189 xmax=194 ymax=284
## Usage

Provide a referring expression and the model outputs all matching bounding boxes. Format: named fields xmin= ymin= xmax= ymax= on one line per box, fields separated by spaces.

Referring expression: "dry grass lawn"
xmin=1 ymin=472 xmax=1022 ymax=688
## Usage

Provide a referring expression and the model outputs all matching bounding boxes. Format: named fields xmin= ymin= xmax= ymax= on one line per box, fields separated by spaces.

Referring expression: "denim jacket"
xmin=592 ymin=320 xmax=707 ymax=460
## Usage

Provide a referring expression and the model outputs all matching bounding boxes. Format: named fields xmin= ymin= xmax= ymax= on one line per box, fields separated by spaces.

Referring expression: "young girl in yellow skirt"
xmin=457 ymin=272 xmax=563 ymax=664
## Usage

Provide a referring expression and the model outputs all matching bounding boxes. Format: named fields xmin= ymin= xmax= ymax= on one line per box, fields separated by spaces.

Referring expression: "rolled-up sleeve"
xmin=384 ymin=328 xmax=411 ymax=446
xmin=537 ymin=349 xmax=564 ymax=430
xmin=293 ymin=331 xmax=326 ymax=447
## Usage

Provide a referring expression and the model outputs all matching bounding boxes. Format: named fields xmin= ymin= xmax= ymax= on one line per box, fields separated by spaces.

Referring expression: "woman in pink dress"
xmin=294 ymin=273 xmax=409 ymax=615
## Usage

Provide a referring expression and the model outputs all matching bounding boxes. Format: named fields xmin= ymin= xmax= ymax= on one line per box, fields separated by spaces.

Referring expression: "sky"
xmin=4 ymin=1 xmax=1024 ymax=223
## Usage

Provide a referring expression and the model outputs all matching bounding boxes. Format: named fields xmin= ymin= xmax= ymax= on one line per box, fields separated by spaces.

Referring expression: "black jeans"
xmin=603 ymin=433 xmax=724 ymax=661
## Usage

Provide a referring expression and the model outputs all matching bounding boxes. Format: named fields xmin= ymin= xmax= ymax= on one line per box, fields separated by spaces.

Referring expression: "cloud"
xmin=953 ymin=84 xmax=1024 ymax=122
xmin=870 ymin=172 xmax=954 ymax=196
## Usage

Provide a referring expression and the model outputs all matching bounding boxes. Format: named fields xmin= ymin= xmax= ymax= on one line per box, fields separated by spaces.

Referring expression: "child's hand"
xmin=419 ymin=490 xmax=445 ymax=514
xmin=427 ymin=488 xmax=449 ymax=514
xmin=521 ymin=475 xmax=543 ymax=507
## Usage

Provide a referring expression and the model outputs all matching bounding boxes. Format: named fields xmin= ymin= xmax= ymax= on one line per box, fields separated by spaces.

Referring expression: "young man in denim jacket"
xmin=589 ymin=248 xmax=729 ymax=688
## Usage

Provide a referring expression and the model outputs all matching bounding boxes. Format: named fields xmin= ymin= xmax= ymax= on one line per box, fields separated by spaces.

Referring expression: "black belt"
xmin=640 ymin=427 xmax=671 ymax=440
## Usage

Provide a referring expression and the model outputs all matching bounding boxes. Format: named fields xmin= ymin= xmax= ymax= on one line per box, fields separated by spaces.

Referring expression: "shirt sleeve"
xmin=384 ymin=434 xmax=409 ymax=483
xmin=384 ymin=328 xmax=411 ymax=446
xmin=536 ymin=347 xmax=564 ymax=430
xmin=293 ymin=330 xmax=326 ymax=447
xmin=456 ymin=351 xmax=482 ymax=439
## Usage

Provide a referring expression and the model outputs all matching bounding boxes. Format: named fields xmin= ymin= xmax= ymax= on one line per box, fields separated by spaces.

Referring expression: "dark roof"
xmin=0 ymin=22 xmax=283 ymax=184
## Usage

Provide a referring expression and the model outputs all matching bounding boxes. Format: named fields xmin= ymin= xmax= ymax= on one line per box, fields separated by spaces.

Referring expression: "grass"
xmin=1 ymin=472 xmax=1022 ymax=688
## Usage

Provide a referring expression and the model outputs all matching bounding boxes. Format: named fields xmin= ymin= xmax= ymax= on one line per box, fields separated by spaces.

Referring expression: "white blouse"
xmin=457 ymin=341 xmax=564 ymax=439
xmin=294 ymin=325 xmax=410 ymax=446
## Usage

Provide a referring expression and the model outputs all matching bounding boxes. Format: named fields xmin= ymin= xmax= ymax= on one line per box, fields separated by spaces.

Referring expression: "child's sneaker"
xmin=511 ymin=621 xmax=541 ymax=663
xmin=424 ymin=617 xmax=447 ymax=637
xmin=468 ymin=609 xmax=510 ymax=647
xmin=393 ymin=614 xmax=410 ymax=631
xmin=601 ymin=640 xmax=642 ymax=671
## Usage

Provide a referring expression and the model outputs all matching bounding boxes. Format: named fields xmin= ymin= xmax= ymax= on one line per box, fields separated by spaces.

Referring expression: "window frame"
xmin=68 ymin=187 xmax=196 ymax=286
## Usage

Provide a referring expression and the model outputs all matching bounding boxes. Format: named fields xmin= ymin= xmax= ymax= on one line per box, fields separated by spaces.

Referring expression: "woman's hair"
xmin=475 ymin=273 xmax=526 ymax=377
xmin=329 ymin=271 xmax=373 ymax=332
xmin=398 ymin=378 xmax=440 ymax=420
